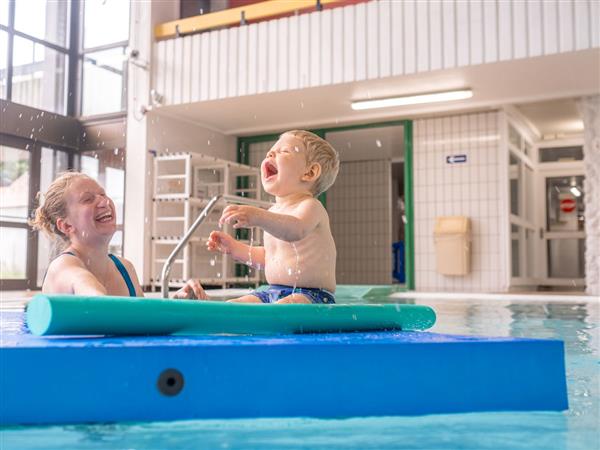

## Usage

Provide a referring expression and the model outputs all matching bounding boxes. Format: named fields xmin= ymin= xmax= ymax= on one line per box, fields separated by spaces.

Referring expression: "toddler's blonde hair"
xmin=29 ymin=171 xmax=93 ymax=244
xmin=283 ymin=130 xmax=340 ymax=196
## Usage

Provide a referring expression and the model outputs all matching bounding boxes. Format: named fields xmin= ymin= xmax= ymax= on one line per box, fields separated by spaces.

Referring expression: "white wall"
xmin=413 ymin=111 xmax=509 ymax=292
xmin=147 ymin=113 xmax=236 ymax=160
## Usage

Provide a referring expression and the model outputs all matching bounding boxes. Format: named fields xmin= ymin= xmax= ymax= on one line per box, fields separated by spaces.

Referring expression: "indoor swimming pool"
xmin=1 ymin=294 xmax=597 ymax=450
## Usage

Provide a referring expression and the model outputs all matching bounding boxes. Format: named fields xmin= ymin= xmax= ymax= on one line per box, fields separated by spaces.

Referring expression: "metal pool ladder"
xmin=160 ymin=194 xmax=272 ymax=298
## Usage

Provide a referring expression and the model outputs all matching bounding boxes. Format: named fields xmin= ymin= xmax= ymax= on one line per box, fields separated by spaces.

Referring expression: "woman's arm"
xmin=44 ymin=257 xmax=107 ymax=295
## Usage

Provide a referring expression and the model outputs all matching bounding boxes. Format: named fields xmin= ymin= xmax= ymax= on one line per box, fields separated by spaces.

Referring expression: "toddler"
xmin=207 ymin=130 xmax=339 ymax=304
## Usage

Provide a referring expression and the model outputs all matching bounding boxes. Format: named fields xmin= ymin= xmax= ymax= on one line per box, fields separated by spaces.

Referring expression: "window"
xmin=80 ymin=0 xmax=130 ymax=116
xmin=0 ymin=145 xmax=30 ymax=220
xmin=1 ymin=0 xmax=69 ymax=114
xmin=539 ymin=146 xmax=583 ymax=163
xmin=82 ymin=47 xmax=127 ymax=116
xmin=14 ymin=0 xmax=69 ymax=47
xmin=0 ymin=144 xmax=31 ymax=286
xmin=11 ymin=35 xmax=67 ymax=114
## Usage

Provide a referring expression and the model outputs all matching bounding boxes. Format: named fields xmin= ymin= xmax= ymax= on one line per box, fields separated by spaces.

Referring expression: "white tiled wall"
xmin=413 ymin=112 xmax=508 ymax=292
xmin=328 ymin=160 xmax=392 ymax=285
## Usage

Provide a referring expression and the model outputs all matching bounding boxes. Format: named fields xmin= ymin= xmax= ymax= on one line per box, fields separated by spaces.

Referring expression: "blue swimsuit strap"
xmin=108 ymin=254 xmax=137 ymax=297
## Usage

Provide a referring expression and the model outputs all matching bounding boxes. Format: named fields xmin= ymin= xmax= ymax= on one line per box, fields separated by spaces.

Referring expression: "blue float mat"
xmin=0 ymin=312 xmax=568 ymax=425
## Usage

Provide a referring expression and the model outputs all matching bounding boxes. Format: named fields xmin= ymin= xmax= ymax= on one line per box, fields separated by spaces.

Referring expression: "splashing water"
xmin=246 ymin=228 xmax=254 ymax=266
xmin=209 ymin=258 xmax=216 ymax=267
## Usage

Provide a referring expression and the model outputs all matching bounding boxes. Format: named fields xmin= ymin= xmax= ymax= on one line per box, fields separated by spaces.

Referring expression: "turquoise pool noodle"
xmin=26 ymin=294 xmax=436 ymax=336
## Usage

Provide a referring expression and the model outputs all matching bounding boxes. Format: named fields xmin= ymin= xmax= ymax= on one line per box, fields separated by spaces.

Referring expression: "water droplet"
xmin=114 ymin=148 xmax=119 ymax=155
xmin=18 ymin=113 xmax=22 ymax=118
xmin=209 ymin=259 xmax=216 ymax=266
xmin=375 ymin=139 xmax=382 ymax=148
xmin=207 ymin=140 xmax=211 ymax=146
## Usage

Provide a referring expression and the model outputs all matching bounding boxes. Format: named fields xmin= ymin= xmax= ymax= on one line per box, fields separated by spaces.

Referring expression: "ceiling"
xmin=152 ymin=49 xmax=599 ymax=138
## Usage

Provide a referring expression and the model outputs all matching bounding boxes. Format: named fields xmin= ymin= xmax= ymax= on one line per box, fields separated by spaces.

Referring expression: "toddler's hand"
xmin=207 ymin=230 xmax=235 ymax=254
xmin=219 ymin=205 xmax=261 ymax=229
xmin=172 ymin=278 xmax=208 ymax=300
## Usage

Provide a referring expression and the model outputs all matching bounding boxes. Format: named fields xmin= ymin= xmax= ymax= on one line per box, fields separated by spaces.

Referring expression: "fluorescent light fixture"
xmin=351 ymin=89 xmax=473 ymax=111
xmin=570 ymin=186 xmax=582 ymax=197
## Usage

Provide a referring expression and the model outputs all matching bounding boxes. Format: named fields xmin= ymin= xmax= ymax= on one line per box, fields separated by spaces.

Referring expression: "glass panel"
xmin=80 ymin=154 xmax=99 ymax=179
xmin=0 ymin=1 xmax=8 ymax=26
xmin=11 ymin=36 xmax=67 ymax=114
xmin=548 ymin=239 xmax=585 ymax=278
xmin=82 ymin=47 xmax=126 ymax=116
xmin=546 ymin=176 xmax=585 ymax=232
xmin=0 ymin=227 xmax=28 ymax=279
xmin=539 ymin=146 xmax=584 ymax=163
xmin=511 ymin=224 xmax=520 ymax=278
xmin=509 ymin=152 xmax=520 ymax=216
xmin=508 ymin=124 xmax=521 ymax=151
xmin=0 ymin=145 xmax=30 ymax=220
xmin=106 ymin=166 xmax=124 ymax=225
xmin=83 ymin=0 xmax=130 ymax=49
xmin=14 ymin=0 xmax=69 ymax=47
xmin=524 ymin=165 xmax=534 ymax=223
xmin=40 ymin=147 xmax=69 ymax=193
xmin=0 ymin=30 xmax=7 ymax=99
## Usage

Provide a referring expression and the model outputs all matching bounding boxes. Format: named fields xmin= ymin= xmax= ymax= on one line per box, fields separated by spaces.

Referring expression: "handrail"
xmin=161 ymin=194 xmax=273 ymax=298
xmin=155 ymin=0 xmax=345 ymax=40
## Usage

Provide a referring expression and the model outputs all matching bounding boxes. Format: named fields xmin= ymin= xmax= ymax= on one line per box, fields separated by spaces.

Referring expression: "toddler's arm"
xmin=207 ymin=230 xmax=265 ymax=270
xmin=220 ymin=198 xmax=324 ymax=242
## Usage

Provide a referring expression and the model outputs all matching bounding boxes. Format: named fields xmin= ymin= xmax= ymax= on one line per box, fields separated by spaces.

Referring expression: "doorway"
xmin=238 ymin=120 xmax=414 ymax=289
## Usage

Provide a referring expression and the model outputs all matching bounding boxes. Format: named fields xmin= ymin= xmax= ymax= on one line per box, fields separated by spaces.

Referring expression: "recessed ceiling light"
xmin=351 ymin=89 xmax=473 ymax=110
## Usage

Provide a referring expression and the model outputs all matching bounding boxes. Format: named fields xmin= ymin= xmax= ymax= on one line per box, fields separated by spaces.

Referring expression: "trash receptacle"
xmin=434 ymin=216 xmax=471 ymax=276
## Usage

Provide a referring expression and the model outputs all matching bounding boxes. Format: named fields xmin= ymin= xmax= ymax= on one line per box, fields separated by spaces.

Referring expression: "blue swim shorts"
xmin=251 ymin=284 xmax=335 ymax=304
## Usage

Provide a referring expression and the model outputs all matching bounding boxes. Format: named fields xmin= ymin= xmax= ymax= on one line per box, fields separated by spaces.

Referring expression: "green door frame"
xmin=237 ymin=120 xmax=415 ymax=290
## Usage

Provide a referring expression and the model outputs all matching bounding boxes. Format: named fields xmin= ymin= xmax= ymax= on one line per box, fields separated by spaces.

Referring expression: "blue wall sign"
xmin=446 ymin=154 xmax=467 ymax=164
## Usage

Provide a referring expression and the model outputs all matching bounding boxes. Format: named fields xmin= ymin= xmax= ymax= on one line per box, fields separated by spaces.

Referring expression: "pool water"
xmin=1 ymin=297 xmax=598 ymax=450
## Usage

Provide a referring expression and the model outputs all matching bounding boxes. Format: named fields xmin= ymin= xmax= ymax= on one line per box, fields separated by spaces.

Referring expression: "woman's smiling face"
xmin=261 ymin=134 xmax=310 ymax=196
xmin=63 ymin=177 xmax=117 ymax=242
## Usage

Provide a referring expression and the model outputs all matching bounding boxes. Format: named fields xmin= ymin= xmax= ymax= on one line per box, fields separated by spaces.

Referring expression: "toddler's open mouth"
xmin=263 ymin=161 xmax=278 ymax=180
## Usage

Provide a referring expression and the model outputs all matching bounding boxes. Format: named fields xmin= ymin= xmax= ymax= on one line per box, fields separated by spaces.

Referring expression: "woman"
xmin=30 ymin=171 xmax=206 ymax=299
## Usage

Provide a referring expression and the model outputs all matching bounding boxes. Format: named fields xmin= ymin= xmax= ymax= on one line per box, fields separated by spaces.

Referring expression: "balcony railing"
xmin=153 ymin=0 xmax=599 ymax=107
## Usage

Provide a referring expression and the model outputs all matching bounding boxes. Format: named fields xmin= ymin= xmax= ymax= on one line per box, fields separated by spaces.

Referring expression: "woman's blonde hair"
xmin=29 ymin=171 xmax=93 ymax=243
xmin=283 ymin=130 xmax=340 ymax=196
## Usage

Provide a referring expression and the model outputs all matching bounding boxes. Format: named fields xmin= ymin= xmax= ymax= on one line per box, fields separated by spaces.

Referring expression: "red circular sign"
xmin=560 ymin=198 xmax=576 ymax=213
